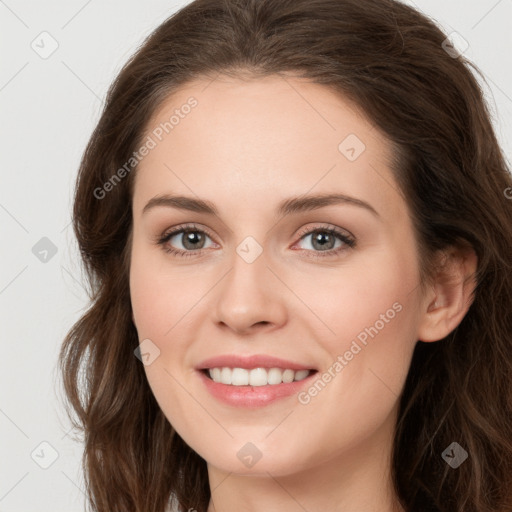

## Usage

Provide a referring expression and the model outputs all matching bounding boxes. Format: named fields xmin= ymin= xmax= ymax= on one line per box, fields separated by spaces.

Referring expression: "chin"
xmin=198 ymin=439 xmax=313 ymax=478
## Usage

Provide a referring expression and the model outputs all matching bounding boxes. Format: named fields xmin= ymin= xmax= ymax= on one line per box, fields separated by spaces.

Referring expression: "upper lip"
xmin=196 ymin=354 xmax=316 ymax=371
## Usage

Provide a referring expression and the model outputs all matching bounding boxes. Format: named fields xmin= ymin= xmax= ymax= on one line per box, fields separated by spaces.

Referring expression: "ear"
xmin=417 ymin=243 xmax=478 ymax=343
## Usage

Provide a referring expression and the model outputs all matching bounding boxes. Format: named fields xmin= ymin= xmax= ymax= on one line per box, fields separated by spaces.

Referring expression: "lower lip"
xmin=197 ymin=370 xmax=317 ymax=408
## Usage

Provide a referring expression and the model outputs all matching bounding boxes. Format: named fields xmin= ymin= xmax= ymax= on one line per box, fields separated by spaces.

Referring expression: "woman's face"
xmin=129 ymin=75 xmax=427 ymax=477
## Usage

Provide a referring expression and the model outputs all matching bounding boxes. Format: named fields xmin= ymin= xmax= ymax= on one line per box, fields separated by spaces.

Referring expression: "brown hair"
xmin=58 ymin=0 xmax=512 ymax=511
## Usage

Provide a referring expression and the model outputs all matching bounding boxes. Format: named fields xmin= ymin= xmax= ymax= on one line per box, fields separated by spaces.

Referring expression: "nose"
xmin=213 ymin=246 xmax=288 ymax=335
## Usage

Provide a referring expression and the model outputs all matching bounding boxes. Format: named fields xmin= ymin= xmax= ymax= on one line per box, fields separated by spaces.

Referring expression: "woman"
xmin=59 ymin=0 xmax=512 ymax=511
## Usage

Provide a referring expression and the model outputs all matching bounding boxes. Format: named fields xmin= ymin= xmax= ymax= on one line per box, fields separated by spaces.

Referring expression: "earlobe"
xmin=417 ymin=244 xmax=478 ymax=343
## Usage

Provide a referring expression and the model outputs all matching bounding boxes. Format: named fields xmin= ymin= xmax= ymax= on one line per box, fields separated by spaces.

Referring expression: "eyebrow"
xmin=142 ymin=192 xmax=380 ymax=218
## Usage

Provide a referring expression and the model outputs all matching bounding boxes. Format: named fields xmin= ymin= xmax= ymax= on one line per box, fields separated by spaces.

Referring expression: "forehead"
xmin=133 ymin=75 xmax=404 ymax=221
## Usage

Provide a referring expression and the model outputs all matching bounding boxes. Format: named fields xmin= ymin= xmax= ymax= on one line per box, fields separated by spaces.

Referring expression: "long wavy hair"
xmin=58 ymin=0 xmax=512 ymax=511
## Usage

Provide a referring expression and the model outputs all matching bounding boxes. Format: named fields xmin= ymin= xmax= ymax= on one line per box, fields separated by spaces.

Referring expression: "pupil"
xmin=313 ymin=231 xmax=334 ymax=250
xmin=183 ymin=231 xmax=204 ymax=250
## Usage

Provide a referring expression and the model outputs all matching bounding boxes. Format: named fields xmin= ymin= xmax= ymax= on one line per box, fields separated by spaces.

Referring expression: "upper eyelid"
xmin=295 ymin=222 xmax=354 ymax=239
xmin=162 ymin=223 xmax=216 ymax=241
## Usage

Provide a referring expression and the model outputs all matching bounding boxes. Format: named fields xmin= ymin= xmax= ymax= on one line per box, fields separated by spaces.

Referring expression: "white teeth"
xmin=211 ymin=368 xmax=221 ymax=382
xmin=294 ymin=369 xmax=310 ymax=381
xmin=282 ymin=369 xmax=295 ymax=383
xmin=249 ymin=368 xmax=268 ymax=386
xmin=207 ymin=367 xmax=312 ymax=386
xmin=268 ymin=367 xmax=283 ymax=385
xmin=231 ymin=368 xmax=249 ymax=386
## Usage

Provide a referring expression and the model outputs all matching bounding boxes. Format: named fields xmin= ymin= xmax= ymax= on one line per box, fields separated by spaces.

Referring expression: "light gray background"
xmin=1 ymin=1 xmax=511 ymax=511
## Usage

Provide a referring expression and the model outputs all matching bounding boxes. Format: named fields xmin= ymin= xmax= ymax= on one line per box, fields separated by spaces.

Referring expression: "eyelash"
xmin=156 ymin=223 xmax=356 ymax=259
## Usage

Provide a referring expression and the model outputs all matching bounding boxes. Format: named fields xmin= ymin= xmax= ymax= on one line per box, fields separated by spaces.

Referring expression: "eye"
xmin=156 ymin=223 xmax=356 ymax=259
xmin=292 ymin=224 xmax=356 ymax=258
xmin=156 ymin=223 xmax=216 ymax=258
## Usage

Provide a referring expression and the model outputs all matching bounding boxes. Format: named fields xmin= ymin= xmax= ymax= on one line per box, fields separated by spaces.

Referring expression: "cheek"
xmin=129 ymin=245 xmax=206 ymax=403
xmin=129 ymin=247 xmax=197 ymax=425
xmin=288 ymin=258 xmax=419 ymax=465
xmin=129 ymin=243 xmax=198 ymax=338
xmin=300 ymin=245 xmax=419 ymax=350
xmin=303 ymin=247 xmax=420 ymax=401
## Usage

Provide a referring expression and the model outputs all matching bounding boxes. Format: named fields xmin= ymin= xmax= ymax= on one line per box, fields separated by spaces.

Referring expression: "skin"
xmin=129 ymin=74 xmax=477 ymax=512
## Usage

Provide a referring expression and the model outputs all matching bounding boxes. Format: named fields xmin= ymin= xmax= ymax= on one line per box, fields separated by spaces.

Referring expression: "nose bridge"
xmin=213 ymin=235 xmax=286 ymax=331
xmin=221 ymin=238 xmax=271 ymax=307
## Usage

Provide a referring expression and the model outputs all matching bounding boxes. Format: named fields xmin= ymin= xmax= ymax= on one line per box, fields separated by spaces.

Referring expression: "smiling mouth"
xmin=201 ymin=367 xmax=318 ymax=386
